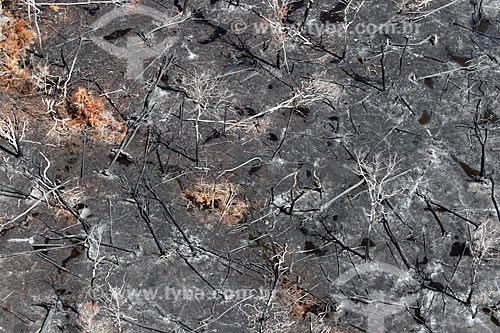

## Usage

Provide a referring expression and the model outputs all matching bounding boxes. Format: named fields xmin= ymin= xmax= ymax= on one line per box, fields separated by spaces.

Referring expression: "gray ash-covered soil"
xmin=1 ymin=0 xmax=500 ymax=332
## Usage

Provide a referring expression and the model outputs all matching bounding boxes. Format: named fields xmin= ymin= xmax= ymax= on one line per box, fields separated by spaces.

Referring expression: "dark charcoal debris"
xmin=1 ymin=1 xmax=499 ymax=332
xmin=449 ymin=241 xmax=473 ymax=257
xmin=320 ymin=1 xmax=348 ymax=24
xmin=103 ymin=28 xmax=133 ymax=41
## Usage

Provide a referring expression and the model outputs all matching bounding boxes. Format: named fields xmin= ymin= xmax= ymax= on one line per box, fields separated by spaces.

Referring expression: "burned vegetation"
xmin=1 ymin=1 xmax=500 ymax=333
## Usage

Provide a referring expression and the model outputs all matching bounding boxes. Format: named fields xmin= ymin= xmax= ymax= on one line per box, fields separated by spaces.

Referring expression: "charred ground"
xmin=0 ymin=1 xmax=500 ymax=332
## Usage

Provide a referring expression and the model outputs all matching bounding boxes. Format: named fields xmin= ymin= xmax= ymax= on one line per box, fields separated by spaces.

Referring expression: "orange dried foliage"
xmin=70 ymin=88 xmax=106 ymax=128
xmin=0 ymin=12 xmax=35 ymax=91
xmin=77 ymin=301 xmax=115 ymax=333
xmin=183 ymin=179 xmax=248 ymax=226
xmin=280 ymin=276 xmax=327 ymax=318
xmin=68 ymin=88 xmax=126 ymax=142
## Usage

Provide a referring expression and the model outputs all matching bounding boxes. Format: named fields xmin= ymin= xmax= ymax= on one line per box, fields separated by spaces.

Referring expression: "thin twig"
xmin=216 ymin=157 xmax=262 ymax=179
xmin=63 ymin=38 xmax=83 ymax=99
xmin=0 ymin=183 xmax=65 ymax=232
xmin=107 ymin=55 xmax=173 ymax=173
xmin=320 ymin=179 xmax=365 ymax=212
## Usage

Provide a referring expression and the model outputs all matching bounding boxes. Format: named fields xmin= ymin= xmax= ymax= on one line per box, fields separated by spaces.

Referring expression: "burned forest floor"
xmin=1 ymin=0 xmax=500 ymax=332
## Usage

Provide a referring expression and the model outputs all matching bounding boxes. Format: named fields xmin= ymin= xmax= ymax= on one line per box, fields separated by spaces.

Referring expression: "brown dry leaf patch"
xmin=77 ymin=301 xmax=116 ymax=333
xmin=280 ymin=275 xmax=327 ymax=319
xmin=67 ymin=87 xmax=126 ymax=143
xmin=183 ymin=178 xmax=248 ymax=226
xmin=0 ymin=10 xmax=35 ymax=92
